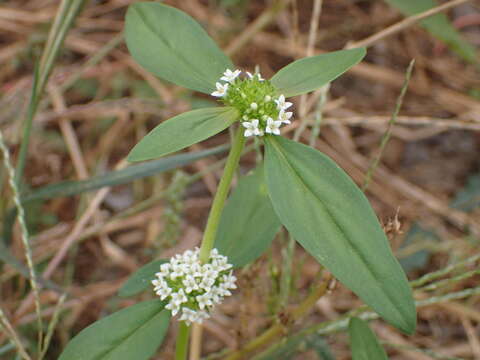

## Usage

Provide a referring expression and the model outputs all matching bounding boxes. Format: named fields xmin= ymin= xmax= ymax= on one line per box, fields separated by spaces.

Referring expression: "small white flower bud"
xmin=250 ymin=102 xmax=258 ymax=110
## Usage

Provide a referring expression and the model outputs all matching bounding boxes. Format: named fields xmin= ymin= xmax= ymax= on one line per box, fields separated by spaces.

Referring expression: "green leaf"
xmin=20 ymin=145 xmax=228 ymax=203
xmin=125 ymin=2 xmax=233 ymax=94
xmin=270 ymin=48 xmax=366 ymax=97
xmin=384 ymin=0 xmax=478 ymax=65
xmin=119 ymin=259 xmax=167 ymax=298
xmin=215 ymin=166 xmax=281 ymax=267
xmin=128 ymin=107 xmax=238 ymax=162
xmin=58 ymin=300 xmax=170 ymax=360
xmin=264 ymin=136 xmax=416 ymax=334
xmin=349 ymin=317 xmax=388 ymax=360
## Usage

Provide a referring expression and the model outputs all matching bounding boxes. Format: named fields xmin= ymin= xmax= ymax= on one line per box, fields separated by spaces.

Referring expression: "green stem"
xmin=175 ymin=322 xmax=191 ymax=360
xmin=198 ymin=127 xmax=246 ymax=262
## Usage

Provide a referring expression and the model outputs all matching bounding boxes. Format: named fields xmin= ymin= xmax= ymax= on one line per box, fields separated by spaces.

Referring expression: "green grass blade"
xmin=15 ymin=0 xmax=86 ymax=185
xmin=21 ymin=145 xmax=228 ymax=203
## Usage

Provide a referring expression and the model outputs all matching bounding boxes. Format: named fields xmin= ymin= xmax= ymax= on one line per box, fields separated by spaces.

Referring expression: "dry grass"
xmin=0 ymin=0 xmax=479 ymax=359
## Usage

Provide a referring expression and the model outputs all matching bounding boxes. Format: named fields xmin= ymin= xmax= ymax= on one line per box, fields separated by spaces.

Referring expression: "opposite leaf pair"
xmin=125 ymin=2 xmax=366 ymax=162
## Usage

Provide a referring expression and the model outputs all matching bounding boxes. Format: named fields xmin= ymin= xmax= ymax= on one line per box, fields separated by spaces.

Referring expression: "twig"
xmin=347 ymin=0 xmax=472 ymax=49
xmin=362 ymin=59 xmax=415 ymax=191
xmin=321 ymin=115 xmax=480 ymax=131
xmin=48 ymin=85 xmax=89 ymax=179
xmin=297 ymin=0 xmax=323 ymax=117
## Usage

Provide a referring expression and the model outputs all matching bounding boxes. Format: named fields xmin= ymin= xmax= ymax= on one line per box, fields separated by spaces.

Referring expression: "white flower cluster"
xmin=211 ymin=69 xmax=293 ymax=138
xmin=152 ymin=248 xmax=236 ymax=325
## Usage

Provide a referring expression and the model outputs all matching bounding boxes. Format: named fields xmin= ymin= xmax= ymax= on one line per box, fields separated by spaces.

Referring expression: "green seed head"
xmin=212 ymin=69 xmax=293 ymax=137
xmin=222 ymin=76 xmax=280 ymax=128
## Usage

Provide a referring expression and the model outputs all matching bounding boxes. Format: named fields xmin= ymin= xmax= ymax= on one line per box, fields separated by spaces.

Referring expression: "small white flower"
xmin=250 ymin=102 xmax=258 ymax=110
xmin=242 ymin=119 xmax=261 ymax=137
xmin=199 ymin=276 xmax=216 ymax=292
xmin=184 ymin=263 xmax=202 ymax=277
xmin=209 ymin=287 xmax=223 ymax=303
xmin=211 ymin=82 xmax=229 ymax=97
xmin=278 ymin=109 xmax=293 ymax=124
xmin=274 ymin=95 xmax=292 ymax=110
xmin=157 ymin=263 xmax=171 ymax=278
xmin=180 ymin=308 xmax=209 ymax=325
xmin=196 ymin=293 xmax=214 ymax=310
xmin=220 ymin=69 xmax=241 ymax=83
xmin=246 ymin=71 xmax=264 ymax=81
xmin=179 ymin=308 xmax=197 ymax=324
xmin=155 ymin=286 xmax=172 ymax=300
xmin=166 ymin=301 xmax=181 ymax=316
xmin=183 ymin=275 xmax=200 ymax=293
xmin=265 ymin=117 xmax=282 ymax=135
xmin=170 ymin=263 xmax=184 ymax=279
xmin=212 ymin=257 xmax=232 ymax=272
xmin=222 ymin=272 xmax=237 ymax=290
xmin=170 ymin=289 xmax=187 ymax=306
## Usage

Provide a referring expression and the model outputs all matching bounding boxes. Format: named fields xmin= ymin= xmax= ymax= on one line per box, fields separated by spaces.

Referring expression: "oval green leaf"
xmin=58 ymin=300 xmax=170 ymax=360
xmin=127 ymin=107 xmax=239 ymax=162
xmin=270 ymin=48 xmax=366 ymax=97
xmin=125 ymin=2 xmax=233 ymax=94
xmin=264 ymin=136 xmax=416 ymax=334
xmin=215 ymin=166 xmax=281 ymax=267
xmin=349 ymin=317 xmax=388 ymax=360
xmin=119 ymin=259 xmax=167 ymax=298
